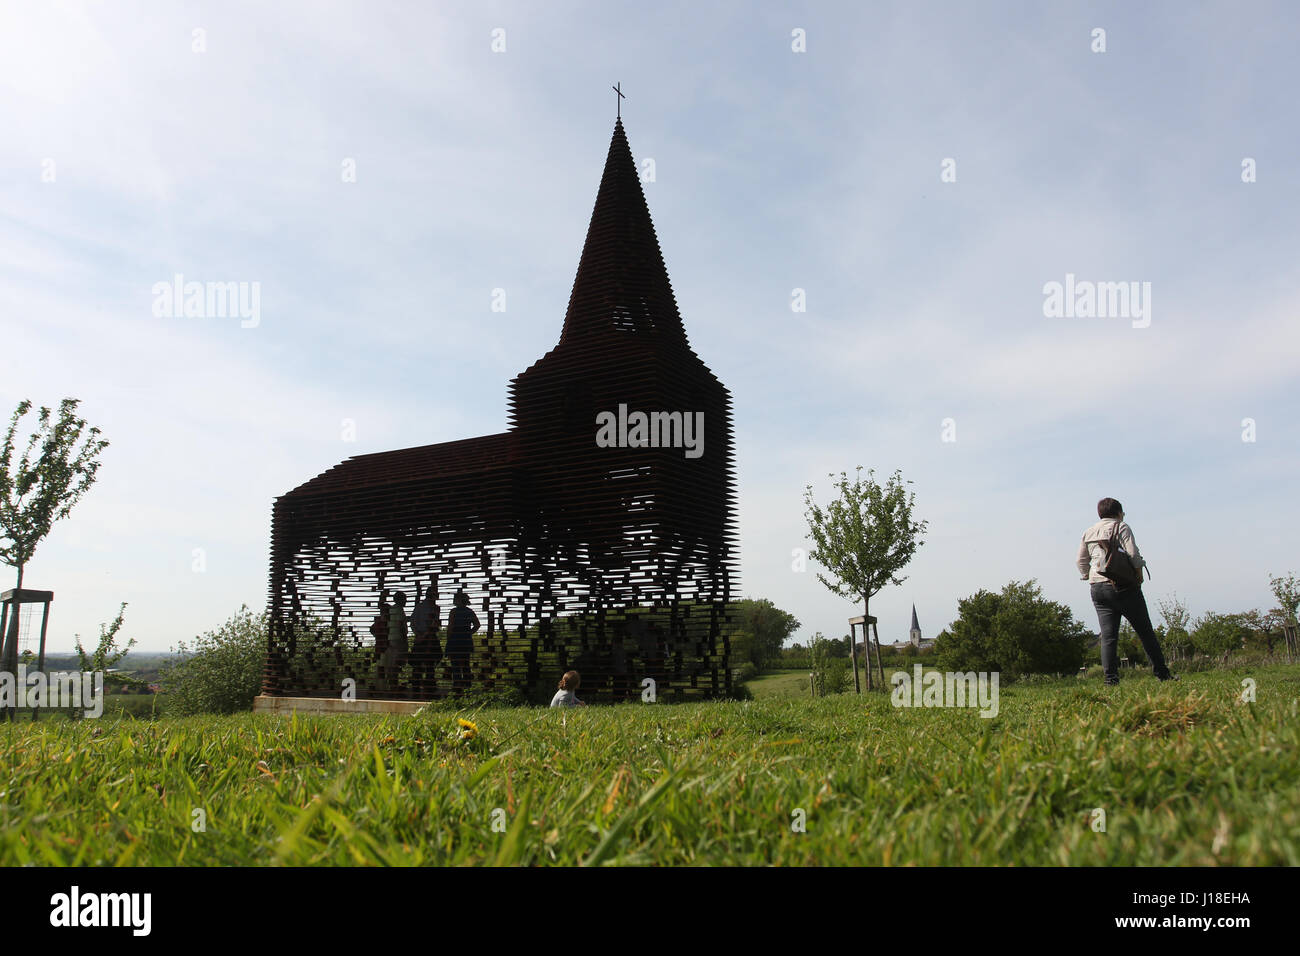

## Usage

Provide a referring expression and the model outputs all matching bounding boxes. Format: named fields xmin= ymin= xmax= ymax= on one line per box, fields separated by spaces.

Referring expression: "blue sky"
xmin=1 ymin=1 xmax=1296 ymax=653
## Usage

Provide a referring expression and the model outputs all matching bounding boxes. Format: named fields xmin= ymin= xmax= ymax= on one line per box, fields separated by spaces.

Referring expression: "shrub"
xmin=1117 ymin=623 xmax=1149 ymax=666
xmin=416 ymin=684 xmax=528 ymax=711
xmin=810 ymin=633 xmax=850 ymax=696
xmin=932 ymin=580 xmax=1090 ymax=679
xmin=160 ymin=606 xmax=266 ymax=715
xmin=733 ymin=661 xmax=758 ymax=684
xmin=725 ymin=680 xmax=754 ymax=702
xmin=1191 ymin=612 xmax=1248 ymax=662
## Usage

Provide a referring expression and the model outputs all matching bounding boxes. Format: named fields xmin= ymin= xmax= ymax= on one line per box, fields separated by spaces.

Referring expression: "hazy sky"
xmin=1 ymin=1 xmax=1297 ymax=654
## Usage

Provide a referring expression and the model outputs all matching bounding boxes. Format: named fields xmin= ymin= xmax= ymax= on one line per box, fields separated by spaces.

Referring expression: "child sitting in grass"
xmin=550 ymin=670 xmax=586 ymax=708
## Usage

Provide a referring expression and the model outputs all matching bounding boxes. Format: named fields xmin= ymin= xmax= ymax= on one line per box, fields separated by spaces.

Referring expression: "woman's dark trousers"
xmin=1091 ymin=581 xmax=1172 ymax=683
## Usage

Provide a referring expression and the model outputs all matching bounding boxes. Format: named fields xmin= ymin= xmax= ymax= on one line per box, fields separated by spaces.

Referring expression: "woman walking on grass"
xmin=1077 ymin=497 xmax=1177 ymax=686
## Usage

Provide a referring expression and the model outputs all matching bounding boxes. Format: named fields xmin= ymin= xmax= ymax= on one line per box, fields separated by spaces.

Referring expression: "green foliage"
xmin=1156 ymin=592 xmax=1194 ymax=661
xmin=727 ymin=629 xmax=755 ymax=669
xmin=802 ymin=467 xmax=928 ymax=603
xmin=723 ymin=680 xmax=754 ymax=702
xmin=1190 ymin=612 xmax=1248 ymax=661
xmin=727 ymin=598 xmax=799 ymax=671
xmin=1235 ymin=608 xmax=1284 ymax=656
xmin=74 ymin=603 xmax=139 ymax=680
xmin=810 ymin=632 xmax=850 ymax=696
xmin=278 ymin=616 xmax=375 ymax=699
xmin=1269 ymin=572 xmax=1299 ymax=626
xmin=820 ymin=635 xmax=850 ymax=659
xmin=415 ymin=685 xmax=528 ymax=711
xmin=0 ymin=398 xmax=109 ymax=672
xmin=775 ymin=644 xmax=812 ymax=669
xmin=932 ymin=580 xmax=1090 ymax=679
xmin=1117 ymin=622 xmax=1148 ymax=666
xmin=160 ymin=606 xmax=267 ymax=715
xmin=0 ymin=398 xmax=109 ymax=573
xmin=105 ymin=694 xmax=161 ymax=719
xmin=2 ymin=666 xmax=1299 ymax=865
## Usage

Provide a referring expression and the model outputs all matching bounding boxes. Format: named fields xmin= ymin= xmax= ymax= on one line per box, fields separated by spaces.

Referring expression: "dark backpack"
xmin=1100 ymin=522 xmax=1144 ymax=591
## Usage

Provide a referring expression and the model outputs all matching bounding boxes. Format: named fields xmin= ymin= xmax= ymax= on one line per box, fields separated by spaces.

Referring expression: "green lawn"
xmin=746 ymin=668 xmax=815 ymax=698
xmin=2 ymin=664 xmax=1297 ymax=865
xmin=748 ymin=664 xmax=928 ymax=698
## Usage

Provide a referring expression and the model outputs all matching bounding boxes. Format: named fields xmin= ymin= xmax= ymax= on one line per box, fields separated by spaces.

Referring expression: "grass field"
xmin=2 ymin=664 xmax=1297 ymax=865
xmin=747 ymin=668 xmax=817 ymax=698
xmin=748 ymin=665 xmax=920 ymax=698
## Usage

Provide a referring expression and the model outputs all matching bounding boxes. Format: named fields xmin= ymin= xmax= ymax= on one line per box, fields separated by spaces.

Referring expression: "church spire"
xmin=911 ymin=604 xmax=920 ymax=633
xmin=558 ymin=118 xmax=686 ymax=343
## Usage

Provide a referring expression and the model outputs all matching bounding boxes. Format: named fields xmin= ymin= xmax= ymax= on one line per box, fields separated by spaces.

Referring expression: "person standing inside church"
xmin=370 ymin=590 xmax=390 ymax=666
xmin=410 ymin=580 xmax=441 ymax=696
xmin=383 ymin=591 xmax=410 ymax=691
xmin=1077 ymin=498 xmax=1176 ymax=685
xmin=445 ymin=591 xmax=480 ymax=695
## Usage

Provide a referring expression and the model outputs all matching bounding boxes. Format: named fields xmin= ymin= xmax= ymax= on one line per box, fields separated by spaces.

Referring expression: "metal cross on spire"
xmin=612 ymin=82 xmax=625 ymax=119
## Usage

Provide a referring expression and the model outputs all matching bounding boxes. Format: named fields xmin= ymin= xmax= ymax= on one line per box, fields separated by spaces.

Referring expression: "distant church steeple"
xmin=909 ymin=604 xmax=922 ymax=647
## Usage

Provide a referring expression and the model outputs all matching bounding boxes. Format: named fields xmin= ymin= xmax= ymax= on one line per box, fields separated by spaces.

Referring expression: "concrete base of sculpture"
xmin=251 ymin=694 xmax=427 ymax=716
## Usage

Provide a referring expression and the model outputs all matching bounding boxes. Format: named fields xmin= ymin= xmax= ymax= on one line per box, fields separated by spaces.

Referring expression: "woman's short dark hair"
xmin=1097 ymin=498 xmax=1123 ymax=519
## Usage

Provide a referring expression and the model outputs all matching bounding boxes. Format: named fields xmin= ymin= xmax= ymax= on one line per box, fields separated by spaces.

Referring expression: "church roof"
xmin=559 ymin=118 xmax=687 ymax=343
xmin=280 ymin=432 xmax=512 ymax=499
xmin=911 ymin=604 xmax=920 ymax=632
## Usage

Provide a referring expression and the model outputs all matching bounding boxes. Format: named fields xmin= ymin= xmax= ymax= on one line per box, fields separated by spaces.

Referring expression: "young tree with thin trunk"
xmin=1269 ymin=572 xmax=1299 ymax=661
xmin=0 ymin=399 xmax=109 ymax=708
xmin=803 ymin=467 xmax=928 ymax=691
xmin=1156 ymin=592 xmax=1193 ymax=662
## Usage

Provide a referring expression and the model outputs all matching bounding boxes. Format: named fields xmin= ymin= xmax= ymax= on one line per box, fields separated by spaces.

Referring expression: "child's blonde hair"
xmin=559 ymin=670 xmax=581 ymax=691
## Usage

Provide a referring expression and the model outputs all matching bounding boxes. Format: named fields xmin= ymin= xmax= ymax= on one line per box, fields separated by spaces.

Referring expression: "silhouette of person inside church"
xmin=445 ymin=591 xmax=480 ymax=695
xmin=370 ymin=590 xmax=390 ymax=662
xmin=410 ymin=580 xmax=442 ymax=696
xmin=382 ymin=591 xmax=409 ymax=691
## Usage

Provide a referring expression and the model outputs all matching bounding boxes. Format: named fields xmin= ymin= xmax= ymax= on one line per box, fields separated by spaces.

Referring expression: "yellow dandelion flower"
xmin=457 ymin=718 xmax=478 ymax=740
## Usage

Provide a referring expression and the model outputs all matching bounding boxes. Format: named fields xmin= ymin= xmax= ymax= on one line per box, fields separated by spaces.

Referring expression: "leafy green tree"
xmin=75 ymin=602 xmax=144 ymax=690
xmin=160 ymin=606 xmax=267 ymax=715
xmin=74 ymin=602 xmax=133 ymax=671
xmin=727 ymin=628 xmax=757 ymax=671
xmin=1269 ymin=572 xmax=1299 ymax=660
xmin=933 ymin=580 xmax=1090 ymax=679
xmin=0 ymin=399 xmax=109 ymax=689
xmin=803 ymin=467 xmax=927 ymax=690
xmin=932 ymin=590 xmax=1002 ymax=674
xmin=1190 ymin=612 xmax=1247 ymax=663
xmin=1156 ymin=592 xmax=1194 ymax=662
xmin=1236 ymin=608 xmax=1284 ymax=657
xmin=1117 ymin=622 xmax=1148 ymax=667
xmin=818 ymin=635 xmax=849 ymax=659
xmin=729 ymin=598 xmax=799 ymax=671
xmin=1269 ymin=572 xmax=1299 ymax=625
xmin=52 ymin=603 xmax=142 ymax=715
